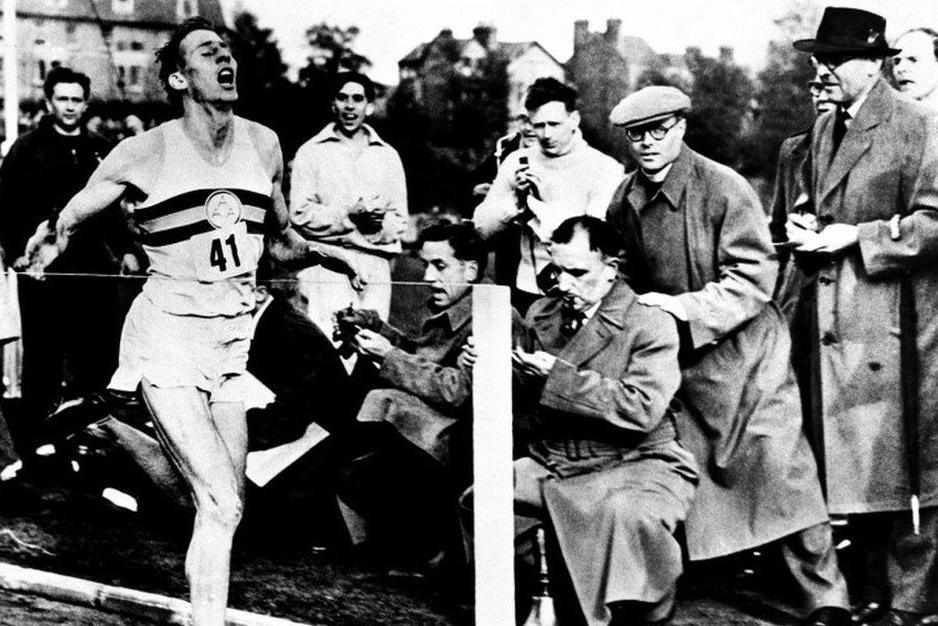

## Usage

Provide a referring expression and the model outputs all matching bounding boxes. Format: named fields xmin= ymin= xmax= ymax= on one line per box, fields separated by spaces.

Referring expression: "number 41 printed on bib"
xmin=188 ymin=222 xmax=252 ymax=281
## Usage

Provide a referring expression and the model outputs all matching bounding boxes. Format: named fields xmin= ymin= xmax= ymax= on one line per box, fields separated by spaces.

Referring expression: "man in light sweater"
xmin=473 ymin=78 xmax=623 ymax=314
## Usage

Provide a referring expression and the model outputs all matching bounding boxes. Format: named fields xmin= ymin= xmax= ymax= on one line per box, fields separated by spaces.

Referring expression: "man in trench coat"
xmin=787 ymin=8 xmax=938 ymax=625
xmin=511 ymin=215 xmax=698 ymax=626
xmin=606 ymin=86 xmax=849 ymax=626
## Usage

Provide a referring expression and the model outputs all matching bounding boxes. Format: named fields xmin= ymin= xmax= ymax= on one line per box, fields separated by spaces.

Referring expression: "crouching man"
xmin=510 ymin=215 xmax=697 ymax=625
xmin=335 ymin=222 xmax=521 ymax=569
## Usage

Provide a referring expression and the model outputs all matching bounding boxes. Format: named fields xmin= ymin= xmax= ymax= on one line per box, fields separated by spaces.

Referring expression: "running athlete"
xmin=18 ymin=18 xmax=358 ymax=626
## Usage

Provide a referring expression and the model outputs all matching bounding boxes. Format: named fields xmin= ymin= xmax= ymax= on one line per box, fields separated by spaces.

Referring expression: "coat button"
xmin=821 ymin=332 xmax=837 ymax=346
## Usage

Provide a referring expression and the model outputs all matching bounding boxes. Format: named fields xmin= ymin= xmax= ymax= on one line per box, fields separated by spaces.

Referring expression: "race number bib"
xmin=187 ymin=222 xmax=252 ymax=281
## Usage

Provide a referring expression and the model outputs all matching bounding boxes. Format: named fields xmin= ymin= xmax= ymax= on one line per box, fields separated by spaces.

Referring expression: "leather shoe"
xmin=853 ymin=602 xmax=890 ymax=625
xmin=807 ymin=606 xmax=851 ymax=626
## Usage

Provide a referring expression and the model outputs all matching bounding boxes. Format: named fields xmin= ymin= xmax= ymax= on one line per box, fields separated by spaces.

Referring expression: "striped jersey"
xmin=132 ymin=117 xmax=272 ymax=317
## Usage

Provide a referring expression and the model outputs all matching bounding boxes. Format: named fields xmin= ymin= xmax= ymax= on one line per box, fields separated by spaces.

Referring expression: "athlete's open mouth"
xmin=217 ymin=67 xmax=235 ymax=86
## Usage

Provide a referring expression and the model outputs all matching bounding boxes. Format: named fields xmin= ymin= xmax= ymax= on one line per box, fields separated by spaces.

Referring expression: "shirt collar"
xmin=628 ymin=144 xmax=690 ymax=211
xmin=581 ymin=301 xmax=601 ymax=320
xmin=310 ymin=122 xmax=387 ymax=146
xmin=423 ymin=288 xmax=473 ymax=334
xmin=845 ymin=81 xmax=876 ymax=120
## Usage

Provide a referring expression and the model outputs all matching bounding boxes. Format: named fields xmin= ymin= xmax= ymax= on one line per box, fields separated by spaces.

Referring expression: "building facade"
xmin=1 ymin=0 xmax=224 ymax=104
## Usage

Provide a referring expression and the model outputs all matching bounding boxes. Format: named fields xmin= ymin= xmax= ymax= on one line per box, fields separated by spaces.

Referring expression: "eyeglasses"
xmin=625 ymin=119 xmax=681 ymax=142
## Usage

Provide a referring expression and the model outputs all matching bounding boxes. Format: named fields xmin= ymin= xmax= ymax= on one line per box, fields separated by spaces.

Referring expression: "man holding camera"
xmin=473 ymin=77 xmax=623 ymax=314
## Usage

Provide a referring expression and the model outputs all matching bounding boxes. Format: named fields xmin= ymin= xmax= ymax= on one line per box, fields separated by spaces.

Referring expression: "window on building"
xmin=129 ymin=65 xmax=140 ymax=86
xmin=38 ymin=60 xmax=46 ymax=81
xmin=112 ymin=0 xmax=133 ymax=15
xmin=130 ymin=41 xmax=144 ymax=51
xmin=177 ymin=0 xmax=197 ymax=20
xmin=116 ymin=41 xmax=127 ymax=51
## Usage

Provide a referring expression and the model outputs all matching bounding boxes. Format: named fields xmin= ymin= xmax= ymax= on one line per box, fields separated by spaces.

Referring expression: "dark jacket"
xmin=246 ymin=297 xmax=353 ymax=450
xmin=0 ymin=116 xmax=129 ymax=270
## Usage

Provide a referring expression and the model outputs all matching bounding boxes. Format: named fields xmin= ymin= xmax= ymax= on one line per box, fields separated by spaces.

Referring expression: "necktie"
xmin=561 ymin=310 xmax=586 ymax=337
xmin=831 ymin=108 xmax=850 ymax=156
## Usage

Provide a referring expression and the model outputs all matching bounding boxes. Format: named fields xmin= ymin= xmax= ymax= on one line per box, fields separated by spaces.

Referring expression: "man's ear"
xmin=463 ymin=260 xmax=480 ymax=283
xmin=365 ymin=102 xmax=376 ymax=117
xmin=168 ymin=71 xmax=188 ymax=91
xmin=570 ymin=110 xmax=581 ymax=128
xmin=603 ymin=256 xmax=619 ymax=281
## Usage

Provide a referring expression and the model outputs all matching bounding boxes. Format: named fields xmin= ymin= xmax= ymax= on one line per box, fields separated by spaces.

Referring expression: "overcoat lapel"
xmin=818 ymin=79 xmax=891 ymax=203
xmin=530 ymin=283 xmax=632 ymax=368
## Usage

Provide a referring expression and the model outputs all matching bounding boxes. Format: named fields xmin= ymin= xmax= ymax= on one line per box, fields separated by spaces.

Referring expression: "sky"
xmin=220 ymin=0 xmax=938 ymax=84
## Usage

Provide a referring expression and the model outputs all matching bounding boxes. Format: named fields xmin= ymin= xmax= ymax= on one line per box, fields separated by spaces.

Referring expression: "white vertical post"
xmin=2 ymin=0 xmax=17 ymax=156
xmin=472 ymin=283 xmax=514 ymax=626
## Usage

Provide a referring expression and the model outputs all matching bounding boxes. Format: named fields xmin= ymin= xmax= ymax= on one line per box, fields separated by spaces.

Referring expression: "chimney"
xmin=719 ymin=46 xmax=734 ymax=64
xmin=473 ymin=24 xmax=498 ymax=51
xmin=574 ymin=20 xmax=589 ymax=51
xmin=605 ymin=19 xmax=622 ymax=44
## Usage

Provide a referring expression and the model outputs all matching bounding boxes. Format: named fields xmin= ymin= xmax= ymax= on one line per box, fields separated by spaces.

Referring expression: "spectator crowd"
xmin=0 ymin=6 xmax=937 ymax=626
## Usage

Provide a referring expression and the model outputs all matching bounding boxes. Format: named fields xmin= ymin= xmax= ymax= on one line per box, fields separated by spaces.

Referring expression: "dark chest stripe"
xmin=134 ymin=188 xmax=272 ymax=224
xmin=140 ymin=220 xmax=264 ymax=247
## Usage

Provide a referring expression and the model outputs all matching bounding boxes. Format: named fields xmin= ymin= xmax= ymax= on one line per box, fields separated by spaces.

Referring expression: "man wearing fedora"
xmin=788 ymin=7 xmax=938 ymax=626
xmin=605 ymin=85 xmax=850 ymax=626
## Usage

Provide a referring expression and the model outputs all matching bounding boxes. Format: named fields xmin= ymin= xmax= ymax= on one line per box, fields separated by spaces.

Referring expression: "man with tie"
xmin=510 ymin=215 xmax=698 ymax=626
xmin=788 ymin=7 xmax=938 ymax=626
xmin=606 ymin=86 xmax=849 ymax=626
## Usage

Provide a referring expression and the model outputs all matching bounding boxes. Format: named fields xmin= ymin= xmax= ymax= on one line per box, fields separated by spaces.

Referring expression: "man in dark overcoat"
xmin=787 ymin=8 xmax=938 ymax=625
xmin=606 ymin=86 xmax=849 ymax=626
xmin=511 ymin=215 xmax=697 ymax=626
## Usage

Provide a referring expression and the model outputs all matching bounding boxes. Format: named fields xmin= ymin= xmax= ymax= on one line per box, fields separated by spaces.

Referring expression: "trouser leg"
xmin=780 ymin=522 xmax=850 ymax=615
xmin=849 ymin=512 xmax=893 ymax=607
xmin=889 ymin=506 xmax=938 ymax=614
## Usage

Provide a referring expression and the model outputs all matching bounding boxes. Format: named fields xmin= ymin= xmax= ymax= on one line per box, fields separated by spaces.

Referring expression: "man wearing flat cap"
xmin=606 ymin=85 xmax=850 ymax=626
xmin=788 ymin=7 xmax=938 ymax=626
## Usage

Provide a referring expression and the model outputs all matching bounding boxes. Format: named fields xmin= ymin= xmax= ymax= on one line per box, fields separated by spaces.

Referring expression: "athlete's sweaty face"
xmin=178 ymin=29 xmax=238 ymax=104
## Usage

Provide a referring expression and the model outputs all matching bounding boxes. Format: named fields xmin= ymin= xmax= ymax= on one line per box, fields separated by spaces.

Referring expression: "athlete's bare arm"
xmin=18 ymin=132 xmax=157 ymax=273
xmin=255 ymin=124 xmax=364 ymax=288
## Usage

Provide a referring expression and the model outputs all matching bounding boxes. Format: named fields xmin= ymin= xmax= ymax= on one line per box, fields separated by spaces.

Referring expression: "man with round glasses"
xmin=606 ymin=85 xmax=850 ymax=626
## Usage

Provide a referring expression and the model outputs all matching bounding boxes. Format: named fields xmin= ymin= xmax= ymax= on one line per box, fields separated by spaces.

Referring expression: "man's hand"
xmin=637 ymin=292 xmax=688 ymax=321
xmin=306 ymin=242 xmax=365 ymax=291
xmin=354 ymin=328 xmax=394 ymax=360
xmin=348 ymin=195 xmax=387 ymax=234
xmin=119 ymin=252 xmax=141 ymax=275
xmin=512 ymin=348 xmax=556 ymax=378
xmin=513 ymin=165 xmax=543 ymax=199
xmin=458 ymin=336 xmax=477 ymax=371
xmin=793 ymin=223 xmax=859 ymax=253
xmin=15 ymin=220 xmax=62 ymax=277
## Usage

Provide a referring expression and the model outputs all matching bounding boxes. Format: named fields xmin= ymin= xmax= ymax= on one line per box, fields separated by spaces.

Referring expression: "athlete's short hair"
xmin=156 ymin=17 xmax=225 ymax=105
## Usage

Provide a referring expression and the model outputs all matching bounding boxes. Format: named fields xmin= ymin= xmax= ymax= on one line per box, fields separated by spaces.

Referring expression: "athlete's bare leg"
xmin=140 ymin=380 xmax=248 ymax=626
